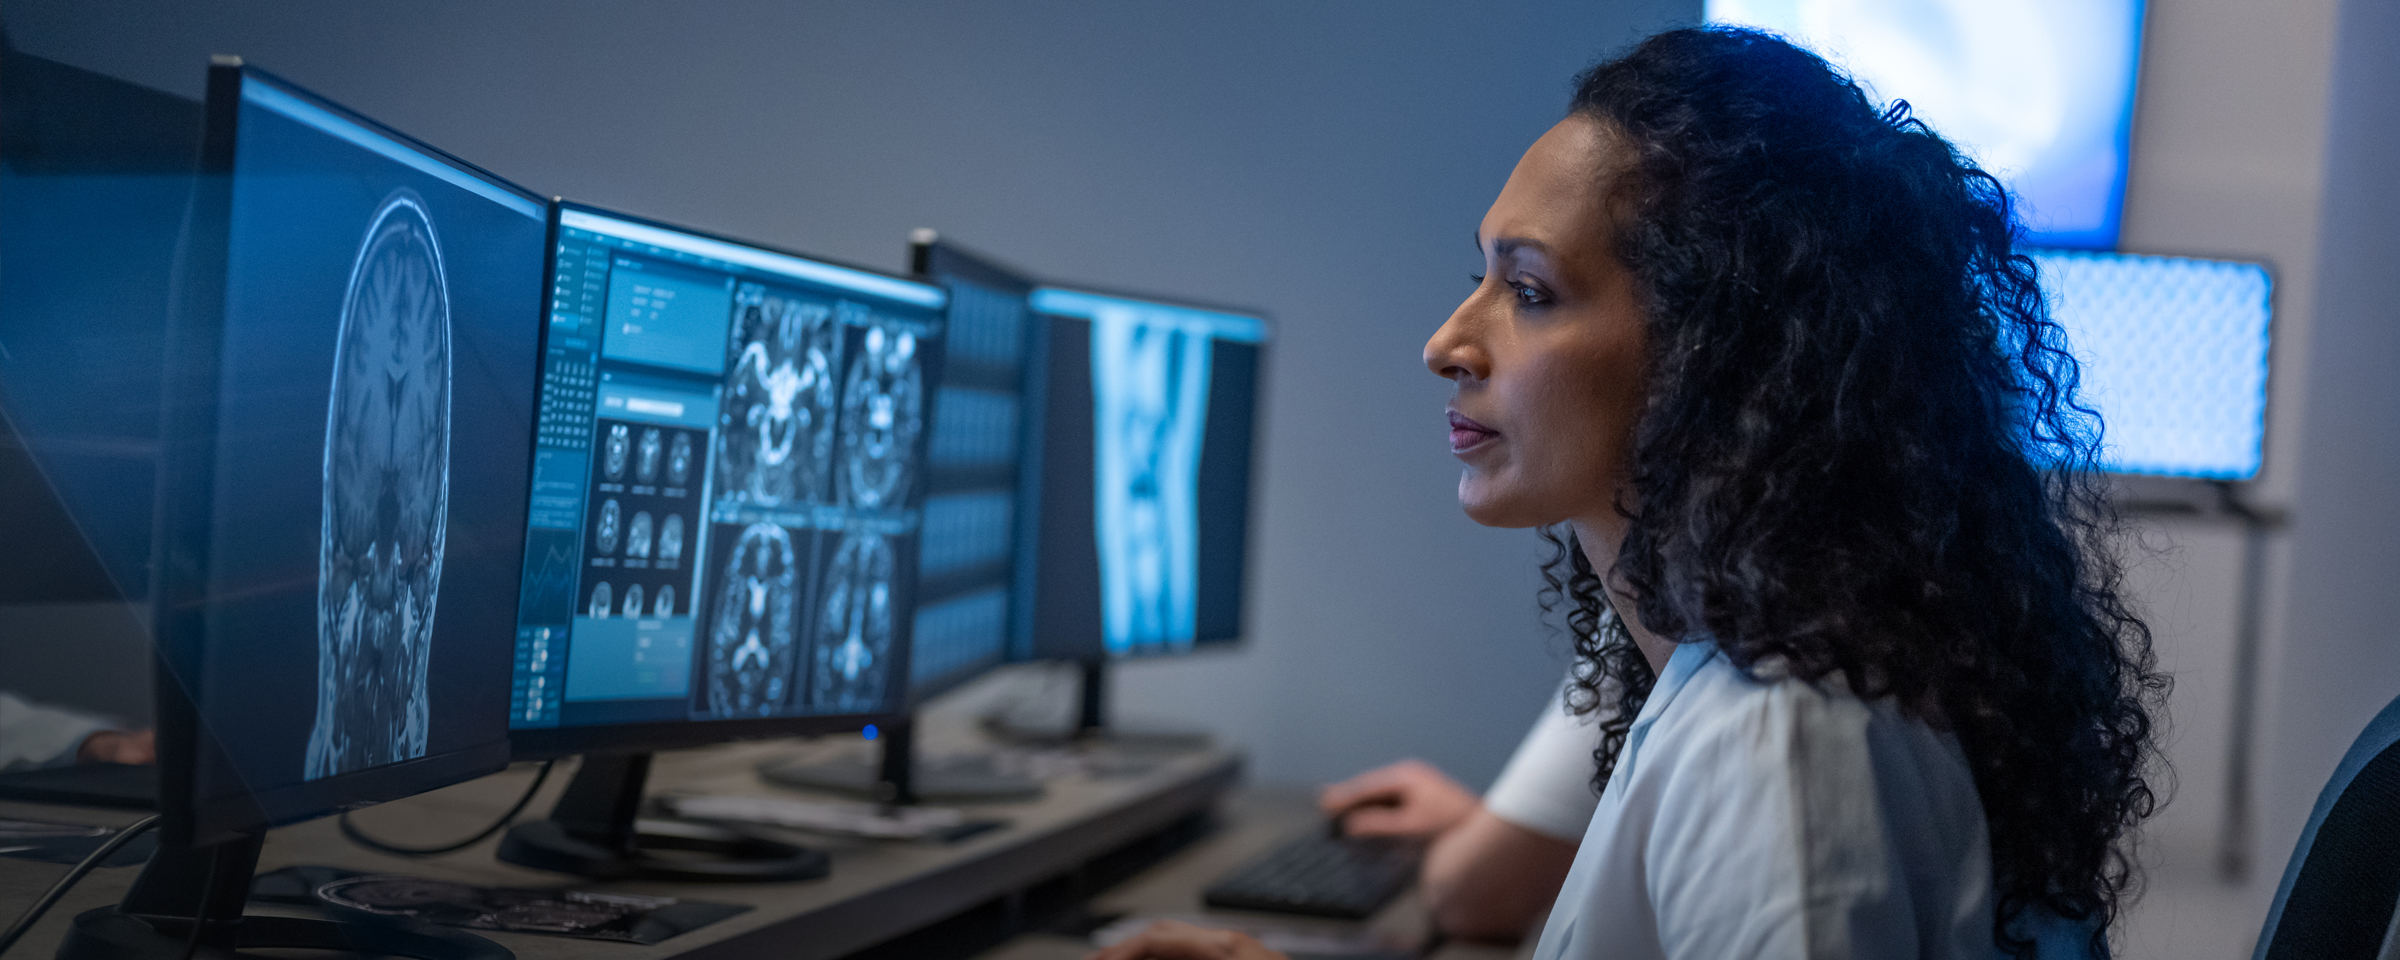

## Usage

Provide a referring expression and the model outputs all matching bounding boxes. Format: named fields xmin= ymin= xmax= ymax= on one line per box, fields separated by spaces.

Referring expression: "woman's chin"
xmin=1456 ymin=476 xmax=1550 ymax=529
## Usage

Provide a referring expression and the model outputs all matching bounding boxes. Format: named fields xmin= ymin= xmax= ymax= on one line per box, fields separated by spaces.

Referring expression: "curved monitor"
xmin=506 ymin=203 xmax=941 ymax=758
xmin=158 ymin=61 xmax=547 ymax=845
xmin=1025 ymin=286 xmax=1268 ymax=660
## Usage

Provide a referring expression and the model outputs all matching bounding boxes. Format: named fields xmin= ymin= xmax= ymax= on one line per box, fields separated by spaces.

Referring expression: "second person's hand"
xmin=1317 ymin=759 xmax=1478 ymax=838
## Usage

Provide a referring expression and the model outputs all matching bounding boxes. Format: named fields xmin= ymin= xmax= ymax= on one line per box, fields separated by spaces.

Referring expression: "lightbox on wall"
xmin=2032 ymin=249 xmax=2273 ymax=480
xmin=1706 ymin=0 xmax=2146 ymax=250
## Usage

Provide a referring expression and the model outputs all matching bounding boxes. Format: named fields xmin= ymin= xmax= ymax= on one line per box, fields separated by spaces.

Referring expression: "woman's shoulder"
xmin=1645 ymin=644 xmax=1971 ymax=787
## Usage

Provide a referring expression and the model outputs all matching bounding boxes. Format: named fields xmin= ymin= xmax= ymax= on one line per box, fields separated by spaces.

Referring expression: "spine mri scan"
xmin=1093 ymin=310 xmax=1209 ymax=653
xmin=307 ymin=191 xmax=450 ymax=779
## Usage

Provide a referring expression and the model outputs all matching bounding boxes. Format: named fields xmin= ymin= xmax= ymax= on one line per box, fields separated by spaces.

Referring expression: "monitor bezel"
xmin=155 ymin=60 xmax=538 ymax=846
xmin=1023 ymin=280 xmax=1274 ymax=663
xmin=506 ymin=200 xmax=923 ymax=761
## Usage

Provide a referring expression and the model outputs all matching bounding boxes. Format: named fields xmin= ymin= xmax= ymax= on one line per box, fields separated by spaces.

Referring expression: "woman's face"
xmin=1425 ymin=115 xmax=1650 ymax=529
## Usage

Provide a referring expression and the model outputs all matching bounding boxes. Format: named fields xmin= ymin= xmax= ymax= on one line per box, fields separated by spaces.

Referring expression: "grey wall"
xmin=2255 ymin=0 xmax=2400 ymax=900
xmin=3 ymin=0 xmax=1696 ymax=790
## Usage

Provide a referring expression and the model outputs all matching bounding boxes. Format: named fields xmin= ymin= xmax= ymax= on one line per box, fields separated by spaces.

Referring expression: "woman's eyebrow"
xmin=1490 ymin=237 xmax=1552 ymax=258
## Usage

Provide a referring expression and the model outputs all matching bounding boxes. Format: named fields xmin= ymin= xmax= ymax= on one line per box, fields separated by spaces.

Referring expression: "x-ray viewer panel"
xmin=601 ymin=257 xmax=734 ymax=375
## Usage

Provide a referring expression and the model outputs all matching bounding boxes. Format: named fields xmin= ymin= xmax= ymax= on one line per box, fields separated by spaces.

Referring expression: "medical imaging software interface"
xmin=188 ymin=73 xmax=544 ymax=817
xmin=1029 ymin=288 xmax=1264 ymax=657
xmin=511 ymin=209 xmax=944 ymax=729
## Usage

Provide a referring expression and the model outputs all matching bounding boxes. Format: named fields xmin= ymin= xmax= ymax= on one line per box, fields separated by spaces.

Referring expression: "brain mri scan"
xmin=717 ymin=287 xmax=839 ymax=506
xmin=588 ymin=582 xmax=611 ymax=619
xmin=654 ymin=585 xmax=677 ymax=618
xmin=595 ymin=499 xmax=621 ymax=555
xmin=705 ymin=524 xmax=800 ymax=717
xmin=636 ymin=428 xmax=662 ymax=484
xmin=667 ymin=431 xmax=692 ymax=486
xmin=306 ymin=190 xmax=452 ymax=781
xmin=627 ymin=511 xmax=653 ymax=559
xmin=837 ymin=323 xmax=923 ymax=510
xmin=604 ymin=423 xmax=630 ymax=481
xmin=658 ymin=514 xmax=685 ymax=564
xmin=1091 ymin=311 xmax=1210 ymax=652
xmin=622 ymin=584 xmax=645 ymax=619
xmin=810 ymin=532 xmax=895 ymax=712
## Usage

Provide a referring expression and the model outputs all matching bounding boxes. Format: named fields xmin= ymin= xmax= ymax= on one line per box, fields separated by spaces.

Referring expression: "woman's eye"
xmin=1509 ymin=280 xmax=1551 ymax=305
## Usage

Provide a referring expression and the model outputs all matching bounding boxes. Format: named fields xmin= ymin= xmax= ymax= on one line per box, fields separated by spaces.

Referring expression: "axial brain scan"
xmin=588 ymin=582 xmax=611 ymax=619
xmin=718 ymin=287 xmax=839 ymax=507
xmin=622 ymin=584 xmax=645 ymax=619
xmin=705 ymin=524 xmax=800 ymax=717
xmin=811 ymin=532 xmax=895 ymax=711
xmin=627 ymin=511 xmax=653 ymax=559
xmin=654 ymin=585 xmax=677 ymax=618
xmin=604 ymin=423 xmax=630 ymax=481
xmin=595 ymin=499 xmax=621 ymax=555
xmin=837 ymin=322 xmax=923 ymax=510
xmin=636 ymin=428 xmax=662 ymax=484
xmin=658 ymin=514 xmax=685 ymax=564
xmin=307 ymin=190 xmax=452 ymax=780
xmin=667 ymin=432 xmax=693 ymax=486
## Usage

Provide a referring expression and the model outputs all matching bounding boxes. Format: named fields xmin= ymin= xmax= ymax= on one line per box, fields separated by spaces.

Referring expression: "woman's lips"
xmin=1448 ymin=410 xmax=1499 ymax=453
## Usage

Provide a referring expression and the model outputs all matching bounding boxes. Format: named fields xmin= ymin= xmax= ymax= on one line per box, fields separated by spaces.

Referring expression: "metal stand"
xmin=2210 ymin=481 xmax=2281 ymax=881
xmin=497 ymin=752 xmax=828 ymax=882
xmin=757 ymin=717 xmax=1045 ymax=806
xmin=57 ymin=833 xmax=509 ymax=960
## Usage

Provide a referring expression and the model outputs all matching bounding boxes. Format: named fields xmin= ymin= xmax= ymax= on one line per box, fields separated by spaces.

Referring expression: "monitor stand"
xmin=979 ymin=659 xmax=1212 ymax=751
xmin=756 ymin=716 xmax=1044 ymax=806
xmin=496 ymin=751 xmax=828 ymax=882
xmin=57 ymin=831 xmax=509 ymax=960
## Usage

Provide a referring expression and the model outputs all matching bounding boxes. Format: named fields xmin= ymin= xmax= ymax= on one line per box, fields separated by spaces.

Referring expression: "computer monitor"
xmin=1704 ymin=0 xmax=2145 ymax=250
xmin=63 ymin=58 xmax=548 ymax=960
xmin=494 ymin=202 xmax=943 ymax=877
xmin=2030 ymin=248 xmax=2274 ymax=480
xmin=1021 ymin=286 xmax=1268 ymax=662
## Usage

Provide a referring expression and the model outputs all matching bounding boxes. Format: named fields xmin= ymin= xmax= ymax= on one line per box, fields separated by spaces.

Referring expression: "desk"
xmin=2 ymin=743 xmax=1532 ymax=960
xmin=2 ymin=735 xmax=1236 ymax=960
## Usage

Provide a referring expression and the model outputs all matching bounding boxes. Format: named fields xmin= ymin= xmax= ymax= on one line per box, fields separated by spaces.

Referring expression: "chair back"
xmin=2254 ymin=693 xmax=2400 ymax=959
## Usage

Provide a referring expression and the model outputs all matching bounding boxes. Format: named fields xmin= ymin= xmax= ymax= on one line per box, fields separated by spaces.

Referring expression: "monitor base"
xmin=495 ymin=817 xmax=828 ymax=883
xmin=60 ymin=908 xmax=511 ymax=960
xmin=493 ymin=752 xmax=827 ymax=883
xmin=757 ymin=753 xmax=1044 ymax=804
xmin=55 ymin=830 xmax=511 ymax=960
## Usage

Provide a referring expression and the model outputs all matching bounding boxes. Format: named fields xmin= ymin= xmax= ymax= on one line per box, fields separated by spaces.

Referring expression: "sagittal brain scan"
xmin=1092 ymin=311 xmax=1210 ymax=652
xmin=658 ymin=514 xmax=685 ymax=563
xmin=604 ymin=423 xmax=630 ymax=481
xmin=811 ymin=532 xmax=894 ymax=711
xmin=704 ymin=523 xmax=801 ymax=717
xmin=627 ymin=511 xmax=653 ymax=559
xmin=307 ymin=190 xmax=452 ymax=780
xmin=837 ymin=321 xmax=923 ymax=510
xmin=717 ymin=286 xmax=840 ymax=507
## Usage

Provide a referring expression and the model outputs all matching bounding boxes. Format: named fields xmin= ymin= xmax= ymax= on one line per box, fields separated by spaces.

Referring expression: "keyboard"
xmin=1202 ymin=833 xmax=1423 ymax=920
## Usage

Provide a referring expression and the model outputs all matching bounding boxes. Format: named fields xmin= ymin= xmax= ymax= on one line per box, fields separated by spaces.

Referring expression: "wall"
xmin=2 ymin=0 xmax=1696 ymax=791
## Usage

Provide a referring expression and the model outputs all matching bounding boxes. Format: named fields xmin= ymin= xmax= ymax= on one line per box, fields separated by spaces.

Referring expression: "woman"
xmin=1094 ymin=26 xmax=2164 ymax=960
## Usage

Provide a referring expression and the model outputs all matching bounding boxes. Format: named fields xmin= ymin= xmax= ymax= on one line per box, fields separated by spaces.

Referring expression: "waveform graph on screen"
xmin=309 ymin=189 xmax=453 ymax=781
xmin=517 ymin=529 xmax=582 ymax=623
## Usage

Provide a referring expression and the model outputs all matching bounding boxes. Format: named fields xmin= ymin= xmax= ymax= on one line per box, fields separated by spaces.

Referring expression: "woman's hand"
xmin=76 ymin=728 xmax=156 ymax=765
xmin=1085 ymin=920 xmax=1286 ymax=960
xmin=1318 ymin=759 xmax=1479 ymax=837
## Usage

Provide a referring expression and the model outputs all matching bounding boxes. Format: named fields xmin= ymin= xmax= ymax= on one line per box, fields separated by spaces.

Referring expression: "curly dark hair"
xmin=1539 ymin=26 xmax=2168 ymax=956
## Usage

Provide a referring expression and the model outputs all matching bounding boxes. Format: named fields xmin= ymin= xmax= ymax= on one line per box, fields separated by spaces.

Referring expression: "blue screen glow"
xmin=1706 ymin=0 xmax=2144 ymax=249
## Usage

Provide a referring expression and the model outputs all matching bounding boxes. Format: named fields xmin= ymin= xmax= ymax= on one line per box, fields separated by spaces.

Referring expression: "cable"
xmin=337 ymin=760 xmax=555 ymax=857
xmin=0 ymin=814 xmax=160 ymax=958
